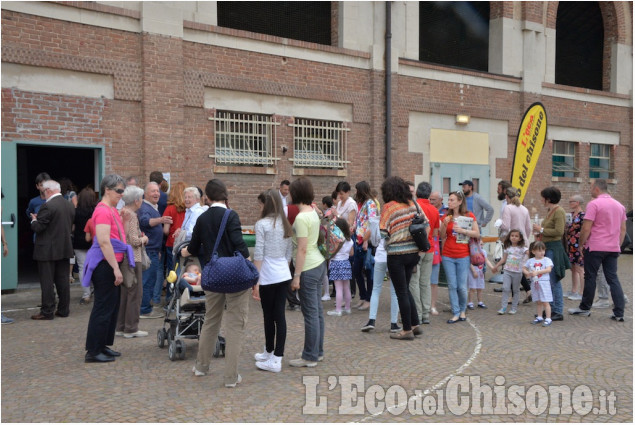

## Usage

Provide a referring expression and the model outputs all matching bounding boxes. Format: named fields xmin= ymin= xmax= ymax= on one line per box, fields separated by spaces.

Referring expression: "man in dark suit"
xmin=30 ymin=180 xmax=75 ymax=320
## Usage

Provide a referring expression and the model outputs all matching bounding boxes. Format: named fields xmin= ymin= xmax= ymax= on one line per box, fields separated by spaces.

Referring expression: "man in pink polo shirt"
xmin=568 ymin=179 xmax=627 ymax=321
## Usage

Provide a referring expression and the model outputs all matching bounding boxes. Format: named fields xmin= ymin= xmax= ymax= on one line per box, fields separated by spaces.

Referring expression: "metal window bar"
xmin=289 ymin=119 xmax=350 ymax=168
xmin=552 ymin=141 xmax=578 ymax=176
xmin=209 ymin=111 xmax=279 ymax=166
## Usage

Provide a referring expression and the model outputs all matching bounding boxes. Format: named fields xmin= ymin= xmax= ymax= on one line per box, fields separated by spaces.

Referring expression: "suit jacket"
xmin=31 ymin=194 xmax=75 ymax=261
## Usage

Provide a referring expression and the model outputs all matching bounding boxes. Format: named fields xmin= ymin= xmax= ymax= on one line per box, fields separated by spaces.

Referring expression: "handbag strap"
xmin=211 ymin=208 xmax=232 ymax=257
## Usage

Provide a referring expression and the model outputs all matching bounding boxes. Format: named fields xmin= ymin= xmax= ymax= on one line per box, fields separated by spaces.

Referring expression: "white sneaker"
xmin=342 ymin=309 xmax=352 ymax=315
xmin=123 ymin=330 xmax=149 ymax=338
xmin=115 ymin=331 xmax=124 ymax=337
xmin=256 ymin=355 xmax=282 ymax=373
xmin=321 ymin=295 xmax=331 ymax=301
xmin=592 ymin=299 xmax=610 ymax=309
xmin=254 ymin=348 xmax=273 ymax=362
xmin=225 ymin=374 xmax=242 ymax=388
xmin=192 ymin=365 xmax=206 ymax=376
xmin=327 ymin=310 xmax=342 ymax=316
xmin=289 ymin=358 xmax=317 ymax=368
xmin=567 ymin=293 xmax=582 ymax=300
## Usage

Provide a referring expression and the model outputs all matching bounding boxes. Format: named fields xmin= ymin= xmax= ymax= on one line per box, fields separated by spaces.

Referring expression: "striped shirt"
xmin=379 ymin=200 xmax=419 ymax=255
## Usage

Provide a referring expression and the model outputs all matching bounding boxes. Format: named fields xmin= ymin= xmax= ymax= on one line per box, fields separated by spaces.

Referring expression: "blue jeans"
xmin=352 ymin=240 xmax=373 ymax=301
xmin=430 ymin=263 xmax=440 ymax=285
xmin=442 ymin=256 xmax=470 ymax=316
xmin=369 ymin=261 xmax=399 ymax=323
xmin=141 ymin=250 xmax=160 ymax=314
xmin=298 ymin=262 xmax=327 ymax=362
xmin=545 ymin=249 xmax=564 ymax=315
xmin=581 ymin=250 xmax=625 ymax=317
xmin=152 ymin=250 xmax=166 ymax=305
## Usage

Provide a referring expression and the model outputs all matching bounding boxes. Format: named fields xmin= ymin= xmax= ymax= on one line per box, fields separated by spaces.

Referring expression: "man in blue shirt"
xmin=26 ymin=172 xmax=51 ymax=242
xmin=459 ymin=180 xmax=494 ymax=231
xmin=149 ymin=171 xmax=168 ymax=215
xmin=138 ymin=182 xmax=172 ymax=318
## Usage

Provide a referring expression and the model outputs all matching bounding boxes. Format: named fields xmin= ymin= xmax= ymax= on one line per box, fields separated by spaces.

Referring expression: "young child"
xmin=327 ymin=218 xmax=354 ymax=316
xmin=523 ymin=241 xmax=554 ymax=326
xmin=492 ymin=230 xmax=528 ymax=315
xmin=467 ymin=243 xmax=494 ymax=310
xmin=180 ymin=263 xmax=201 ymax=292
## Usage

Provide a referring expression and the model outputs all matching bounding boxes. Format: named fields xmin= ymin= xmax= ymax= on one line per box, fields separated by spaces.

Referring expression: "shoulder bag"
xmin=201 ymin=209 xmax=259 ymax=293
xmin=409 ymin=201 xmax=431 ymax=252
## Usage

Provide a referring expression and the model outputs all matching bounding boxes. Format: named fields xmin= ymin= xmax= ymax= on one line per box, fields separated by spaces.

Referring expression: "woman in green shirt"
xmin=532 ymin=186 xmax=571 ymax=321
xmin=288 ymin=178 xmax=327 ymax=368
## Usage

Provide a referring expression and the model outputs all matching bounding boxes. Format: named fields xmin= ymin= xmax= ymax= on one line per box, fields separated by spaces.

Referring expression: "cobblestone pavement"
xmin=2 ymin=256 xmax=632 ymax=422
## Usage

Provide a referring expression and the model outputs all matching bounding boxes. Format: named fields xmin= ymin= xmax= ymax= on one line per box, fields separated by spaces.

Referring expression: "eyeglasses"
xmin=110 ymin=188 xmax=125 ymax=194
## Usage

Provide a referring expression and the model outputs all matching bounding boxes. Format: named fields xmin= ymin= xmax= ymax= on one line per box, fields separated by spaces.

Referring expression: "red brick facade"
xmin=1 ymin=3 xmax=632 ymax=227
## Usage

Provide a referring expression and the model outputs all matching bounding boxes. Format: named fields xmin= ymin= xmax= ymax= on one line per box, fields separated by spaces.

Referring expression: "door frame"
xmin=1 ymin=140 xmax=105 ymax=290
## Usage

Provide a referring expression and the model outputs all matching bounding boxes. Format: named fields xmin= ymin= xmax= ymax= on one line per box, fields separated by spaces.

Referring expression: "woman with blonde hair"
xmin=566 ymin=194 xmax=585 ymax=300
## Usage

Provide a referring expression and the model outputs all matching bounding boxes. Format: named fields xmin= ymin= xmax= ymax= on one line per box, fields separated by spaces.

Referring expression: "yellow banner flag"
xmin=511 ymin=103 xmax=548 ymax=202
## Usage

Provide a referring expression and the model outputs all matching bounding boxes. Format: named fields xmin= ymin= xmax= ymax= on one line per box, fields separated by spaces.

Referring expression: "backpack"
xmin=318 ymin=216 xmax=346 ymax=260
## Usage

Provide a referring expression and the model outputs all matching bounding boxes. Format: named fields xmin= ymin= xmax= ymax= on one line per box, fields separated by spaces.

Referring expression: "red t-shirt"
xmin=163 ymin=204 xmax=186 ymax=247
xmin=442 ymin=212 xmax=476 ymax=258
xmin=84 ymin=218 xmax=96 ymax=239
xmin=417 ymin=199 xmax=440 ymax=253
xmin=92 ymin=203 xmax=126 ymax=262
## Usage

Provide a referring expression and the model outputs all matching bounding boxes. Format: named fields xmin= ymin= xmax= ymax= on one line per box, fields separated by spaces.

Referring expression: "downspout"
xmin=385 ymin=1 xmax=392 ymax=177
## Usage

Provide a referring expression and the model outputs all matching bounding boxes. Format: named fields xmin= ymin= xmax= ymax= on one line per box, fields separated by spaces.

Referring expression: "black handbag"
xmin=409 ymin=202 xmax=431 ymax=252
xmin=201 ymin=209 xmax=259 ymax=293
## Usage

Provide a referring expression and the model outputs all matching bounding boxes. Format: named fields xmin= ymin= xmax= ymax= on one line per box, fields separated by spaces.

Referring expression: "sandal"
xmin=431 ymin=307 xmax=439 ymax=316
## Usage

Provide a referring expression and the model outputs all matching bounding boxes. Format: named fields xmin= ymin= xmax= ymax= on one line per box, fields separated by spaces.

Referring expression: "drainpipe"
xmin=385 ymin=1 xmax=392 ymax=178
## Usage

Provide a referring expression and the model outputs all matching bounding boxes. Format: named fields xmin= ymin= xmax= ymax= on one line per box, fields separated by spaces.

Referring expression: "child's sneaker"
xmin=467 ymin=303 xmax=475 ymax=310
xmin=532 ymin=317 xmax=544 ymax=324
xmin=497 ymin=308 xmax=506 ymax=315
xmin=542 ymin=318 xmax=552 ymax=327
xmin=477 ymin=302 xmax=487 ymax=309
xmin=256 ymin=355 xmax=282 ymax=373
xmin=321 ymin=295 xmax=331 ymax=301
xmin=342 ymin=309 xmax=352 ymax=315
xmin=508 ymin=309 xmax=517 ymax=315
xmin=327 ymin=310 xmax=342 ymax=317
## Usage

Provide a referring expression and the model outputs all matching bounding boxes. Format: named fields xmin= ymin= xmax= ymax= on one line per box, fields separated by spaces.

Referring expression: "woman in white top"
xmin=252 ymin=189 xmax=293 ymax=373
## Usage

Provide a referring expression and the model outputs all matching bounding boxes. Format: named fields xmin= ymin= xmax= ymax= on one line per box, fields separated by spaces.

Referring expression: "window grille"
xmin=209 ymin=111 xmax=279 ymax=166
xmin=290 ymin=119 xmax=349 ymax=169
xmin=589 ymin=143 xmax=613 ymax=179
xmin=552 ymin=141 xmax=578 ymax=177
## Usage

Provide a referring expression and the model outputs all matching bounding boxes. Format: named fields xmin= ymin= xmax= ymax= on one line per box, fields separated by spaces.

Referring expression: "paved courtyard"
xmin=1 ymin=255 xmax=632 ymax=422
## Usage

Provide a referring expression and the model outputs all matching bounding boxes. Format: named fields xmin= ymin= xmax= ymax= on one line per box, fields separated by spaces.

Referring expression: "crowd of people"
xmin=9 ymin=170 xmax=629 ymax=387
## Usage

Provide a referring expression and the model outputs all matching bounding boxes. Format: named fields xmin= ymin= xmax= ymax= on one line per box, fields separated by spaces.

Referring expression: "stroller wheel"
xmin=168 ymin=340 xmax=178 ymax=361
xmin=176 ymin=339 xmax=186 ymax=360
xmin=157 ymin=329 xmax=167 ymax=349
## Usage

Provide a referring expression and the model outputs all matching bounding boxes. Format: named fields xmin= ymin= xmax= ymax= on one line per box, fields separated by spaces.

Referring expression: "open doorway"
xmin=17 ymin=145 xmax=100 ymax=284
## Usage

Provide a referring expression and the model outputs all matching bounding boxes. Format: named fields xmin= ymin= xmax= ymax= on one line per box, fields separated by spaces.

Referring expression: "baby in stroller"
xmin=179 ymin=263 xmax=205 ymax=303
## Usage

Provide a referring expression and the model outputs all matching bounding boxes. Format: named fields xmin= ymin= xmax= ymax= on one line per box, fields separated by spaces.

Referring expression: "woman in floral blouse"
xmin=352 ymin=181 xmax=378 ymax=310
xmin=566 ymin=194 xmax=585 ymax=300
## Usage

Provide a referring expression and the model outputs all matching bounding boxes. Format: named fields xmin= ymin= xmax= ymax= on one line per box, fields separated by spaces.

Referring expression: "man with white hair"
xmin=29 ymin=180 xmax=75 ymax=320
xmin=178 ymin=187 xmax=207 ymax=241
xmin=138 ymin=182 xmax=172 ymax=318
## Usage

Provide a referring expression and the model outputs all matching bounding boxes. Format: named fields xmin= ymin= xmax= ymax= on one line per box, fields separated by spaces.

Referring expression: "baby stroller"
xmin=156 ymin=241 xmax=225 ymax=360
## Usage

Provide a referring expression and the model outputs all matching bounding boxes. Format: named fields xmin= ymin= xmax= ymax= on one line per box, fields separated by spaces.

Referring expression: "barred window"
xmin=210 ymin=111 xmax=278 ymax=166
xmin=552 ymin=141 xmax=578 ymax=178
xmin=290 ymin=119 xmax=349 ymax=169
xmin=589 ymin=143 xmax=613 ymax=179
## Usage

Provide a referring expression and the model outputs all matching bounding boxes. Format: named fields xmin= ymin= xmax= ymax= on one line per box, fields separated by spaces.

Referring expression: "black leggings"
xmin=260 ymin=280 xmax=290 ymax=357
xmin=387 ymin=253 xmax=420 ymax=331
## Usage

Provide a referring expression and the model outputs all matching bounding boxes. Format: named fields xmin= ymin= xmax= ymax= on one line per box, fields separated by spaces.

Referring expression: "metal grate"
xmin=290 ymin=119 xmax=349 ymax=168
xmin=209 ymin=111 xmax=279 ymax=166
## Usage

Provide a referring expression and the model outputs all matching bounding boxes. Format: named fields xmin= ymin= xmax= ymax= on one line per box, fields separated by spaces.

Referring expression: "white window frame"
xmin=209 ymin=111 xmax=279 ymax=166
xmin=289 ymin=118 xmax=350 ymax=169
xmin=589 ymin=143 xmax=613 ymax=179
xmin=552 ymin=140 xmax=578 ymax=178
